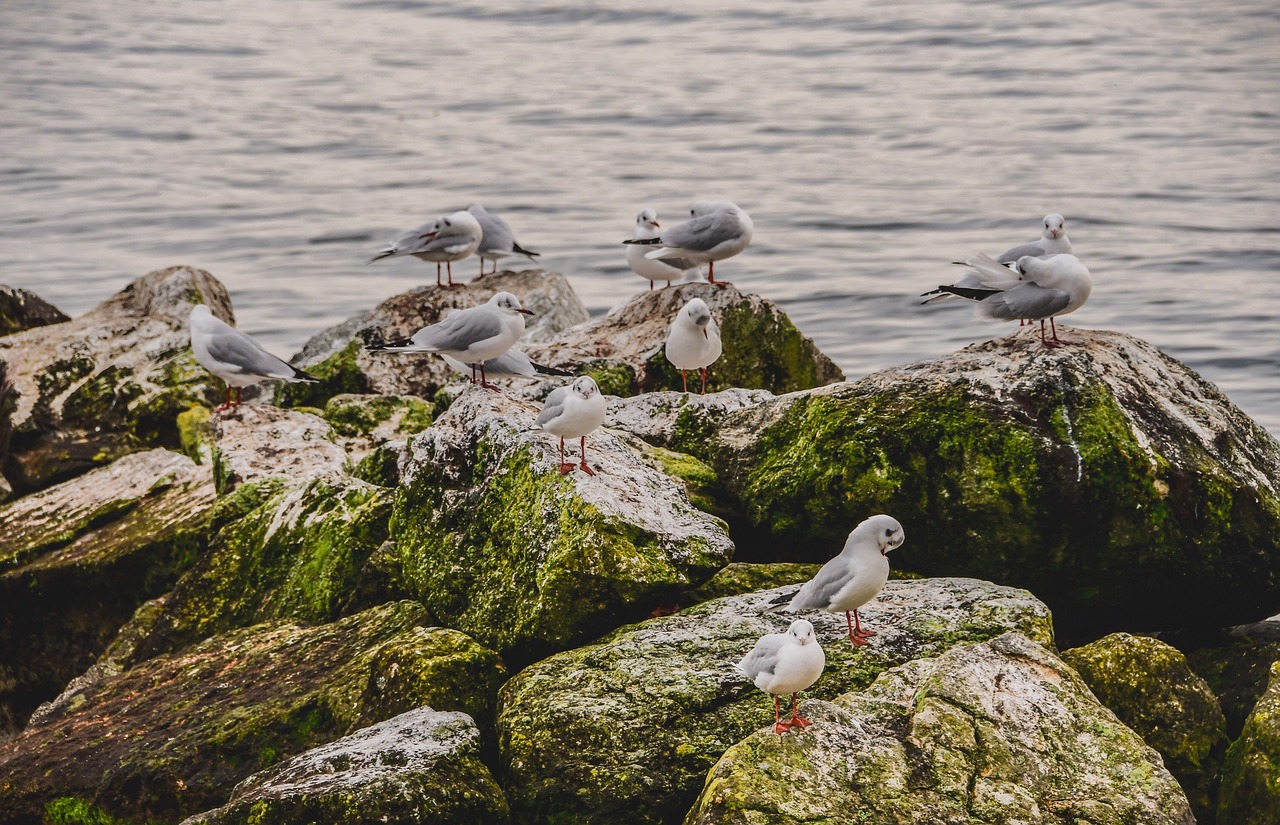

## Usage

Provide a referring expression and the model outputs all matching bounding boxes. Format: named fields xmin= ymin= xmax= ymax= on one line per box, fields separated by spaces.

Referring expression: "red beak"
xmin=518 ymin=308 xmax=535 ymax=316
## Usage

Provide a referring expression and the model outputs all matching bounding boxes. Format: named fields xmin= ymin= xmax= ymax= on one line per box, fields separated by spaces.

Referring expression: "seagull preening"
xmin=533 ymin=375 xmax=608 ymax=475
xmin=922 ymin=214 xmax=1073 ymax=308
xmin=441 ymin=348 xmax=573 ymax=382
xmin=369 ymin=210 xmax=484 ymax=288
xmin=665 ymin=297 xmax=723 ymax=394
xmin=626 ymin=208 xmax=695 ymax=290
xmin=735 ymin=619 xmax=826 ymax=735
xmin=623 ymin=200 xmax=752 ymax=286
xmin=189 ymin=305 xmax=317 ymax=412
xmin=468 ymin=204 xmax=540 ymax=276
xmin=365 ymin=291 xmax=534 ymax=389
xmin=925 ymin=253 xmax=1093 ymax=348
xmin=766 ymin=514 xmax=905 ymax=647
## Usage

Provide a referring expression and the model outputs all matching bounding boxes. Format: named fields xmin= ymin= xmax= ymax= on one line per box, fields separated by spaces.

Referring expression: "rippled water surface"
xmin=3 ymin=0 xmax=1278 ymax=433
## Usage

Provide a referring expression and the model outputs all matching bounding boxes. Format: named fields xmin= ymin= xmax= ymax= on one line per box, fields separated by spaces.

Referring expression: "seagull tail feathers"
xmin=763 ymin=590 xmax=793 ymax=613
xmin=368 ymin=249 xmax=396 ymax=263
xmin=531 ymin=361 xmax=574 ymax=377
xmin=623 ymin=237 xmax=662 ymax=246
xmin=512 ymin=242 xmax=540 ymax=259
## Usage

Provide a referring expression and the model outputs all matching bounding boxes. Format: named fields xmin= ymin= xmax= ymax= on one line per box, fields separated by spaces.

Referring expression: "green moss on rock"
xmin=583 ymin=359 xmax=637 ymax=397
xmin=275 ymin=339 xmax=368 ymax=409
xmin=1218 ymin=660 xmax=1280 ymax=825
xmin=176 ymin=405 xmax=214 ymax=465
xmin=322 ymin=393 xmax=433 ymax=439
xmin=682 ymin=562 xmax=823 ymax=605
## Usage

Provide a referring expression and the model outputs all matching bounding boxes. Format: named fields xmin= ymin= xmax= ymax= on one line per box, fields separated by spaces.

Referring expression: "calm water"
xmin=3 ymin=1 xmax=1278 ymax=434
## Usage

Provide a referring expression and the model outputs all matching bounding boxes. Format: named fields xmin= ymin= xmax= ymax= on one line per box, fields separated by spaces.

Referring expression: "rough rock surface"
xmin=1062 ymin=632 xmax=1227 ymax=822
xmin=682 ymin=561 xmax=823 ymax=605
xmin=497 ymin=577 xmax=1053 ymax=825
xmin=384 ymin=387 xmax=735 ymax=662
xmin=276 ymin=269 xmax=588 ymax=409
xmin=182 ymin=707 xmax=510 ymax=825
xmin=0 ymin=602 xmax=506 ymax=825
xmin=524 ymin=283 xmax=843 ymax=397
xmin=1161 ymin=619 xmax=1280 ymax=736
xmin=321 ymin=392 xmax=434 ymax=461
xmin=687 ymin=631 xmax=1194 ymax=825
xmin=1217 ymin=660 xmax=1280 ymax=825
xmin=210 ymin=404 xmax=350 ymax=494
xmin=603 ymin=388 xmax=774 ymax=459
xmin=0 ymin=285 xmax=69 ymax=337
xmin=0 ymin=266 xmax=233 ymax=492
xmin=713 ymin=328 xmax=1280 ymax=635
xmin=0 ymin=449 xmax=216 ymax=739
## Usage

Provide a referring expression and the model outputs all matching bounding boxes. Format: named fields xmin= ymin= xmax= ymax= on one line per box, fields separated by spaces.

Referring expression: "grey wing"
xmin=996 ymin=241 xmax=1046 ymax=263
xmin=476 ymin=210 xmax=516 ymax=252
xmin=413 ymin=308 xmax=504 ymax=351
xmin=663 ymin=212 xmax=736 ymax=253
xmin=787 ymin=558 xmax=854 ymax=611
xmin=534 ymin=386 xmax=571 ymax=428
xmin=979 ymin=283 xmax=1071 ymax=320
xmin=485 ymin=349 xmax=537 ymax=377
xmin=418 ymin=233 xmax=478 ymax=256
xmin=385 ymin=222 xmax=438 ymax=255
xmin=205 ymin=329 xmax=296 ymax=378
xmin=735 ymin=633 xmax=787 ymax=680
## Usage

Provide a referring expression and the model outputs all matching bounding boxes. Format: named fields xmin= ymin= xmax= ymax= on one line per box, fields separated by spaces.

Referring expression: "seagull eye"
xmin=885 ymin=528 xmax=893 ymax=536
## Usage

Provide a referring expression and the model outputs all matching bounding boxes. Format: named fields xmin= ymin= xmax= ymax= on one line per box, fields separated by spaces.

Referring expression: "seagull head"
xmin=1043 ymin=213 xmax=1066 ymax=241
xmin=681 ymin=298 xmax=714 ymax=338
xmin=437 ymin=210 xmax=482 ymax=238
xmin=787 ymin=619 xmax=817 ymax=647
xmin=636 ymin=208 xmax=660 ymax=231
xmin=491 ymin=291 xmax=535 ymax=316
xmin=849 ymin=514 xmax=905 ymax=557
xmin=690 ymin=199 xmax=738 ymax=218
xmin=571 ymin=375 xmax=599 ymax=400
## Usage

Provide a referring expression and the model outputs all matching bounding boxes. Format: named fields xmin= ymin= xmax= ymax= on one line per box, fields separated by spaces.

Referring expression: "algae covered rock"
xmin=0 ymin=285 xmax=68 ymax=337
xmin=0 ymin=602 xmax=506 ymax=825
xmin=497 ymin=577 xmax=1053 ymax=825
xmin=0 ymin=266 xmax=233 ymax=492
xmin=713 ymin=329 xmax=1280 ymax=635
xmin=1217 ymin=660 xmax=1280 ymax=825
xmin=183 ymin=708 xmax=510 ymax=825
xmin=524 ymin=282 xmax=842 ymax=397
xmin=1062 ymin=632 xmax=1227 ymax=821
xmin=386 ymin=386 xmax=735 ymax=662
xmin=210 ymin=404 xmax=349 ymax=494
xmin=682 ymin=562 xmax=823 ymax=605
xmin=604 ymin=388 xmax=774 ymax=460
xmin=1161 ymin=619 xmax=1280 ymax=737
xmin=687 ymin=631 xmax=1194 ymax=825
xmin=322 ymin=392 xmax=434 ymax=461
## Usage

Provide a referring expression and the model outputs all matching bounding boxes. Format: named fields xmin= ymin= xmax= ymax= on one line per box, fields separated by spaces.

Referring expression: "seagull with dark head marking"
xmin=923 ymin=213 xmax=1073 ymax=307
xmin=189 ymin=305 xmax=317 ymax=413
xmin=626 ymin=208 xmax=695 ymax=289
xmin=532 ymin=375 xmax=607 ymax=475
xmin=735 ymin=619 xmax=826 ymax=735
xmin=623 ymin=200 xmax=752 ymax=286
xmin=665 ymin=297 xmax=722 ymax=394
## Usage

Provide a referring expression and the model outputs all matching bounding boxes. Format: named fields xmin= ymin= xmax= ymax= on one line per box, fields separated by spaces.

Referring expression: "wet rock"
xmin=686 ymin=631 xmax=1194 ymax=825
xmin=1160 ymin=619 xmax=1280 ymax=737
xmin=603 ymin=388 xmax=774 ymax=460
xmin=0 ymin=266 xmax=233 ymax=492
xmin=712 ymin=328 xmax=1280 ymax=636
xmin=182 ymin=708 xmax=510 ymax=825
xmin=681 ymin=562 xmax=823 ymax=605
xmin=0 ymin=449 xmax=216 ymax=739
xmin=1062 ymin=632 xmax=1227 ymax=822
xmin=0 ymin=285 xmax=68 ymax=337
xmin=321 ymin=392 xmax=434 ymax=462
xmin=0 ymin=602 xmax=506 ymax=825
xmin=383 ymin=387 xmax=735 ymax=663
xmin=523 ymin=283 xmax=843 ymax=397
xmin=497 ymin=577 xmax=1053 ymax=825
xmin=1217 ymin=660 xmax=1280 ymax=825
xmin=209 ymin=404 xmax=349 ymax=494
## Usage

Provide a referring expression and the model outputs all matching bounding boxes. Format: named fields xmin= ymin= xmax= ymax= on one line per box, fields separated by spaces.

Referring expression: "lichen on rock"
xmin=603 ymin=388 xmax=774 ymax=461
xmin=1217 ymin=660 xmax=1280 ymax=825
xmin=0 ymin=285 xmax=69 ymax=337
xmin=321 ymin=392 xmax=433 ymax=461
xmin=209 ymin=404 xmax=349 ymax=495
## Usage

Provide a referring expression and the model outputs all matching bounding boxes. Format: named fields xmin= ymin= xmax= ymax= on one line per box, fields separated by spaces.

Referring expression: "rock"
xmin=1160 ymin=620 xmax=1280 ymax=737
xmin=0 ymin=602 xmax=506 ymax=825
xmin=686 ymin=631 xmax=1194 ymax=825
xmin=523 ymin=283 xmax=843 ymax=397
xmin=0 ymin=285 xmax=68 ymax=337
xmin=0 ymin=361 xmax=13 ymax=502
xmin=682 ymin=561 xmax=823 ymax=606
xmin=383 ymin=387 xmax=734 ymax=663
xmin=1217 ymin=660 xmax=1280 ymax=825
xmin=0 ymin=266 xmax=233 ymax=492
xmin=182 ymin=708 xmax=510 ymax=825
xmin=603 ymin=388 xmax=774 ymax=460
xmin=321 ymin=393 xmax=434 ymax=462
xmin=497 ymin=577 xmax=1053 ymax=825
xmin=275 ymin=269 xmax=589 ymax=409
xmin=209 ymin=405 xmax=349 ymax=494
xmin=712 ymin=329 xmax=1280 ymax=636
xmin=0 ymin=449 xmax=216 ymax=739
xmin=1062 ymin=632 xmax=1227 ymax=822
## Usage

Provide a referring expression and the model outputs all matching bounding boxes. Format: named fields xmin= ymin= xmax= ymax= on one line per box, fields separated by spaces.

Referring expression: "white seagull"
xmin=468 ymin=204 xmax=540 ymax=277
xmin=366 ymin=291 xmax=534 ymax=388
xmin=369 ymin=210 xmax=483 ymax=288
xmin=665 ymin=297 xmax=722 ymax=394
xmin=734 ymin=619 xmax=826 ymax=735
xmin=440 ymin=348 xmax=573 ymax=382
xmin=626 ymin=208 xmax=696 ymax=290
xmin=926 ymin=253 xmax=1093 ymax=348
xmin=766 ymin=515 xmax=905 ymax=647
xmin=532 ymin=375 xmax=608 ymax=475
xmin=189 ymin=305 xmax=317 ymax=412
xmin=922 ymin=213 xmax=1073 ymax=306
xmin=624 ymin=200 xmax=752 ymax=285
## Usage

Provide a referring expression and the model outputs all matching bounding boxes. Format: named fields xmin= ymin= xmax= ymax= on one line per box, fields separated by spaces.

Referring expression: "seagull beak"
xmin=420 ymin=230 xmax=438 ymax=241
xmin=518 ymin=307 xmax=535 ymax=315
xmin=653 ymin=220 xmax=660 ymax=227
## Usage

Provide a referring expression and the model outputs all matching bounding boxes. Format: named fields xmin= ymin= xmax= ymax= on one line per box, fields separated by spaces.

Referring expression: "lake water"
xmin=3 ymin=0 xmax=1278 ymax=434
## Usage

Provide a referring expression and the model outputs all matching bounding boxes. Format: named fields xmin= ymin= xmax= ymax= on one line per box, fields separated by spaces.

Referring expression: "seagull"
xmin=365 ymin=291 xmax=534 ymax=388
xmin=766 ymin=515 xmax=905 ymax=647
xmin=623 ymin=200 xmax=752 ymax=285
xmin=626 ymin=208 xmax=695 ymax=290
xmin=922 ymin=213 xmax=1073 ymax=307
xmin=665 ymin=297 xmax=722 ymax=394
xmin=369 ymin=210 xmax=483 ymax=288
xmin=468 ymin=204 xmax=540 ymax=276
xmin=440 ymin=348 xmax=573 ymax=381
xmin=189 ymin=305 xmax=317 ymax=412
xmin=925 ymin=253 xmax=1093 ymax=348
xmin=532 ymin=375 xmax=608 ymax=475
xmin=734 ymin=619 xmax=826 ymax=735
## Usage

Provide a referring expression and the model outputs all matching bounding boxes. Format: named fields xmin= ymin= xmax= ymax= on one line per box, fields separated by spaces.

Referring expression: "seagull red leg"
xmin=680 ymin=370 xmax=688 ymax=393
xmin=846 ymin=611 xmax=870 ymax=647
xmin=788 ymin=693 xmax=811 ymax=729
xmin=773 ymin=694 xmax=791 ymax=735
xmin=479 ymin=363 xmax=500 ymax=391
xmin=214 ymin=386 xmax=233 ymax=413
xmin=699 ymin=367 xmax=708 ymax=394
xmin=558 ymin=437 xmax=575 ymax=475
xmin=578 ymin=436 xmax=596 ymax=476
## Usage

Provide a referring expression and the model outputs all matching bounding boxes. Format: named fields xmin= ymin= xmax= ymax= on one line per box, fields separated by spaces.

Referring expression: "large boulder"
xmin=1062 ymin=632 xmax=1227 ymax=822
xmin=183 ymin=708 xmax=510 ymax=825
xmin=497 ymin=577 xmax=1053 ymax=825
xmin=0 ymin=266 xmax=233 ymax=492
xmin=383 ymin=387 xmax=735 ymax=663
xmin=0 ymin=602 xmax=506 ymax=825
xmin=712 ymin=329 xmax=1280 ymax=636
xmin=603 ymin=388 xmax=774 ymax=460
xmin=1217 ymin=660 xmax=1280 ymax=825
xmin=208 ymin=404 xmax=350 ymax=494
xmin=0 ymin=285 xmax=68 ymax=337
xmin=1160 ymin=619 xmax=1280 ymax=737
xmin=686 ymin=632 xmax=1194 ymax=825
xmin=523 ymin=283 xmax=843 ymax=397
xmin=0 ymin=449 xmax=217 ymax=739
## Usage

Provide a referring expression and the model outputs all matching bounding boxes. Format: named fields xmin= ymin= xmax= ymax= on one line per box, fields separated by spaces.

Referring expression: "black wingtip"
xmin=365 ymin=338 xmax=415 ymax=352
xmin=934 ymin=285 xmax=1001 ymax=301
xmin=622 ymin=238 xmax=662 ymax=246
xmin=293 ymin=366 xmax=320 ymax=382
xmin=368 ymin=250 xmax=395 ymax=263
xmin=531 ymin=361 xmax=574 ymax=377
xmin=512 ymin=242 xmax=541 ymax=259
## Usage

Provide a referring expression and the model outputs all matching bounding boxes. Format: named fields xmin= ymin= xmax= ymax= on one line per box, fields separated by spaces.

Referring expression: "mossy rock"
xmin=321 ymin=392 xmax=434 ymax=462
xmin=712 ymin=329 xmax=1280 ymax=638
xmin=604 ymin=389 xmax=774 ymax=462
xmin=0 ymin=602 xmax=506 ymax=824
xmin=497 ymin=577 xmax=1053 ymax=825
xmin=1062 ymin=632 xmax=1227 ymax=821
xmin=0 ymin=285 xmax=69 ymax=337
xmin=1217 ymin=660 xmax=1280 ymax=825
xmin=1160 ymin=620 xmax=1280 ymax=738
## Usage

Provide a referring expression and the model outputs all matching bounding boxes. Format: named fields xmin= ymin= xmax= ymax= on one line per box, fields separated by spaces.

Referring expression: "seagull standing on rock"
xmin=533 ymin=375 xmax=607 ymax=475
xmin=665 ymin=297 xmax=722 ymax=394
xmin=369 ymin=210 xmax=483 ymax=288
xmin=767 ymin=514 xmax=905 ymax=647
xmin=626 ymin=208 xmax=695 ymax=290
xmin=468 ymin=204 xmax=541 ymax=276
xmin=735 ymin=619 xmax=826 ymax=735
xmin=189 ymin=305 xmax=318 ymax=413
xmin=365 ymin=291 xmax=533 ymax=389
xmin=624 ymin=200 xmax=752 ymax=286
xmin=922 ymin=213 xmax=1073 ymax=311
